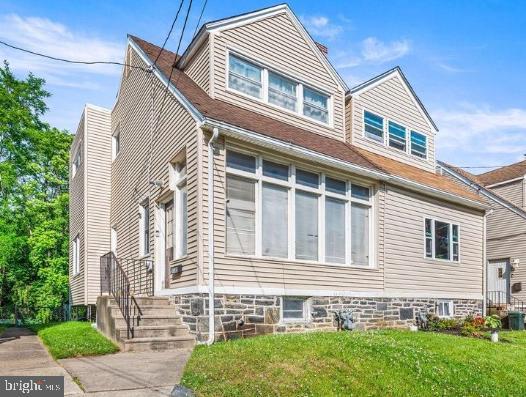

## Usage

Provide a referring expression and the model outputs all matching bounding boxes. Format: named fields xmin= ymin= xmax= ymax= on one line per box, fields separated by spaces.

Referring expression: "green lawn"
xmin=30 ymin=321 xmax=119 ymax=359
xmin=181 ymin=330 xmax=526 ymax=397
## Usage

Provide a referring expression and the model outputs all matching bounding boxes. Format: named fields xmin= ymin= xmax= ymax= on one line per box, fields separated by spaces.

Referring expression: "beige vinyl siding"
xmin=350 ymin=75 xmax=436 ymax=172
xmin=69 ymin=114 xmax=86 ymax=305
xmin=488 ymin=234 xmax=526 ymax=301
xmin=85 ymin=107 xmax=112 ymax=304
xmin=383 ymin=186 xmax=483 ymax=296
xmin=184 ymin=39 xmax=210 ymax=94
xmin=111 ymin=45 xmax=200 ymax=290
xmin=489 ymin=179 xmax=525 ymax=208
xmin=211 ymin=12 xmax=346 ymax=140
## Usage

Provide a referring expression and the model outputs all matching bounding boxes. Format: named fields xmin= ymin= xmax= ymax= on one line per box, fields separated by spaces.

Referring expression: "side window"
xmin=303 ymin=87 xmax=329 ymax=124
xmin=388 ymin=121 xmax=406 ymax=151
xmin=228 ymin=55 xmax=263 ymax=98
xmin=112 ymin=128 xmax=120 ymax=160
xmin=411 ymin=131 xmax=427 ymax=158
xmin=364 ymin=111 xmax=384 ymax=142
xmin=425 ymin=218 xmax=459 ymax=262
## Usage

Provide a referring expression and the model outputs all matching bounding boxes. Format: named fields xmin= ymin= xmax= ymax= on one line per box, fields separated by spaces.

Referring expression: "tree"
xmin=0 ymin=61 xmax=72 ymax=322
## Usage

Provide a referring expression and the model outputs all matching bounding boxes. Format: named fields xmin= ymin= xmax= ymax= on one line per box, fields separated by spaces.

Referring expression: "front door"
xmin=165 ymin=200 xmax=174 ymax=289
xmin=487 ymin=259 xmax=510 ymax=304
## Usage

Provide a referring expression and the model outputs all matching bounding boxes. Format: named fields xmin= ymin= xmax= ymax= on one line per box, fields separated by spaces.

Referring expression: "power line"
xmin=152 ymin=0 xmax=186 ymax=67
xmin=0 ymin=39 xmax=151 ymax=72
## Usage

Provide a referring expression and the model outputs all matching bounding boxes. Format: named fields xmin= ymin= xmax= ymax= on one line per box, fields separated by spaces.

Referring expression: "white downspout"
xmin=207 ymin=127 xmax=219 ymax=345
xmin=482 ymin=209 xmax=493 ymax=316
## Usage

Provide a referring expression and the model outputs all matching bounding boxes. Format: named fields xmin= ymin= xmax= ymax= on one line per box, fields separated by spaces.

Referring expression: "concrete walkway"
xmin=59 ymin=349 xmax=193 ymax=396
xmin=0 ymin=327 xmax=83 ymax=396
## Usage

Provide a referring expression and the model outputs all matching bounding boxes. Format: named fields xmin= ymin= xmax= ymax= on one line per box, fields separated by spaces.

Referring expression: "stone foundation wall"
xmin=171 ymin=294 xmax=482 ymax=342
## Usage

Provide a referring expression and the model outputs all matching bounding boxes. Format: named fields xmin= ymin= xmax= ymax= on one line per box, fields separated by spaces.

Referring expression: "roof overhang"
xmin=348 ymin=67 xmax=439 ymax=133
xmin=178 ymin=4 xmax=349 ymax=91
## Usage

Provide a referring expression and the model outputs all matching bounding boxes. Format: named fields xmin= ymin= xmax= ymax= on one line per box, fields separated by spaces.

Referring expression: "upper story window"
xmin=228 ymin=55 xmax=262 ymax=98
xmin=269 ymin=72 xmax=297 ymax=111
xmin=72 ymin=147 xmax=82 ymax=178
xmin=303 ymin=87 xmax=329 ymax=124
xmin=225 ymin=149 xmax=373 ymax=266
xmin=410 ymin=131 xmax=427 ymax=159
xmin=364 ymin=111 xmax=384 ymax=142
xmin=425 ymin=218 xmax=459 ymax=262
xmin=388 ymin=121 xmax=406 ymax=151
xmin=227 ymin=53 xmax=331 ymax=125
xmin=112 ymin=128 xmax=120 ymax=161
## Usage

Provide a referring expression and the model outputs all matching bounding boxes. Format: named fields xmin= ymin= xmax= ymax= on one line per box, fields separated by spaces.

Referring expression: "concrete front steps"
xmin=96 ymin=295 xmax=195 ymax=352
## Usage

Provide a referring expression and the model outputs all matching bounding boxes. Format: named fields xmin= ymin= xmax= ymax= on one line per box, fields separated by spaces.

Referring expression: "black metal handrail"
xmin=486 ymin=290 xmax=526 ymax=313
xmin=100 ymin=252 xmax=154 ymax=339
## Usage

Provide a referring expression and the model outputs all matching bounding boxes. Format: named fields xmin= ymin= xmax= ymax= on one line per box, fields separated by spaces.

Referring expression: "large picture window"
xmin=225 ymin=150 xmax=373 ymax=266
xmin=425 ymin=218 xmax=459 ymax=262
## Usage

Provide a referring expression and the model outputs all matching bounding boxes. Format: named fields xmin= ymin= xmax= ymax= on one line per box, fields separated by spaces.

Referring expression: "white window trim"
xmin=174 ymin=163 xmax=188 ymax=260
xmin=362 ymin=108 xmax=428 ymax=161
xmin=139 ymin=200 xmax=150 ymax=257
xmin=280 ymin=297 xmax=310 ymax=323
xmin=72 ymin=235 xmax=80 ymax=276
xmin=112 ymin=127 xmax=120 ymax=161
xmin=71 ymin=146 xmax=82 ymax=178
xmin=226 ymin=49 xmax=333 ymax=128
xmin=423 ymin=217 xmax=460 ymax=263
xmin=225 ymin=148 xmax=375 ymax=268
xmin=436 ymin=300 xmax=454 ymax=318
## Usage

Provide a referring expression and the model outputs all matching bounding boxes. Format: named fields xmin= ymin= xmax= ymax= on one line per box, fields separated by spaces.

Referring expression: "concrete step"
xmin=109 ymin=305 xmax=177 ymax=318
xmin=121 ymin=335 xmax=195 ymax=352
xmin=114 ymin=315 xmax=183 ymax=328
xmin=116 ymin=325 xmax=189 ymax=340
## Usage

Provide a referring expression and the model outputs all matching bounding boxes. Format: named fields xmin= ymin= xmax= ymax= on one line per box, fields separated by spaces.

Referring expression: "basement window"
xmin=282 ymin=297 xmax=307 ymax=321
xmin=436 ymin=301 xmax=454 ymax=318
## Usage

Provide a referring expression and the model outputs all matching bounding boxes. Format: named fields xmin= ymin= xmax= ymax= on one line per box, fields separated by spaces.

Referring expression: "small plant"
xmin=485 ymin=315 xmax=502 ymax=330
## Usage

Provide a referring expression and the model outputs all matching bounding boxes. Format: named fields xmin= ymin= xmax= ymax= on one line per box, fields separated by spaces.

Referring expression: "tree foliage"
xmin=0 ymin=61 xmax=72 ymax=322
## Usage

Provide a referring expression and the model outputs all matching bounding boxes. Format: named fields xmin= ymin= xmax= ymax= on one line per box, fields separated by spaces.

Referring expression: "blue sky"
xmin=1 ymin=0 xmax=525 ymax=171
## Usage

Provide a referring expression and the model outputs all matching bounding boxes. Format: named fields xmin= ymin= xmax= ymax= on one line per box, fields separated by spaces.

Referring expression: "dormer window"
xmin=364 ymin=111 xmax=384 ymax=142
xmin=227 ymin=53 xmax=331 ymax=126
xmin=269 ymin=72 xmax=297 ymax=111
xmin=388 ymin=121 xmax=406 ymax=151
xmin=228 ymin=55 xmax=262 ymax=98
xmin=303 ymin=87 xmax=329 ymax=124
xmin=410 ymin=131 xmax=427 ymax=159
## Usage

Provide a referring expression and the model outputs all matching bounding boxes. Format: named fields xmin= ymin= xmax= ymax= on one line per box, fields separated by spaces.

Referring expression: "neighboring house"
xmin=70 ymin=4 xmax=488 ymax=342
xmin=439 ymin=160 xmax=526 ymax=308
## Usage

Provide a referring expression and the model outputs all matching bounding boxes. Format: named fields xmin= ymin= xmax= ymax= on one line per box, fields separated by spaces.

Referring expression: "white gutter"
xmin=482 ymin=209 xmax=493 ymax=316
xmin=204 ymin=119 xmax=488 ymax=210
xmin=207 ymin=127 xmax=220 ymax=345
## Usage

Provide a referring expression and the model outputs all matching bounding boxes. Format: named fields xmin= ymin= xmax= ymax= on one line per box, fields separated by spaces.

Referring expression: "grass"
xmin=30 ymin=321 xmax=119 ymax=359
xmin=0 ymin=325 xmax=6 ymax=336
xmin=181 ymin=330 xmax=526 ymax=397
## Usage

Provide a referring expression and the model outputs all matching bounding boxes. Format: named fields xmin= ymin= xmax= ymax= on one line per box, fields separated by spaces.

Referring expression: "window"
xmin=139 ymin=200 xmax=150 ymax=256
xmin=282 ymin=297 xmax=307 ymax=321
xmin=411 ymin=131 xmax=427 ymax=158
xmin=424 ymin=218 xmax=460 ymax=262
xmin=364 ymin=111 xmax=384 ymax=142
xmin=112 ymin=128 xmax=120 ymax=160
xmin=228 ymin=55 xmax=262 ymax=98
xmin=175 ymin=162 xmax=188 ymax=258
xmin=388 ymin=121 xmax=406 ymax=151
xmin=436 ymin=301 xmax=454 ymax=318
xmin=227 ymin=53 xmax=331 ymax=125
xmin=72 ymin=235 xmax=80 ymax=275
xmin=303 ymin=87 xmax=329 ymax=123
xmin=269 ymin=72 xmax=297 ymax=111
xmin=225 ymin=150 xmax=374 ymax=266
xmin=72 ymin=147 xmax=81 ymax=177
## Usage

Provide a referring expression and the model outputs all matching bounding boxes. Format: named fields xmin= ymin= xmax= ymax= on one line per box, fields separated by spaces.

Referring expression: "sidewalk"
xmin=0 ymin=327 xmax=83 ymax=395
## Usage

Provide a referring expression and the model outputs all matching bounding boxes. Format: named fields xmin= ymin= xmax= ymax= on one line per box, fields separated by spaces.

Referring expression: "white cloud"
xmin=335 ymin=37 xmax=410 ymax=69
xmin=300 ymin=15 xmax=343 ymax=40
xmin=0 ymin=14 xmax=123 ymax=87
xmin=434 ymin=105 xmax=526 ymax=162
xmin=436 ymin=62 xmax=469 ymax=74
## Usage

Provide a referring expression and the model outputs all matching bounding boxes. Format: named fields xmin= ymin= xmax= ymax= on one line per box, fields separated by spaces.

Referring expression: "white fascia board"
xmin=485 ymin=176 xmax=525 ymax=189
xmin=205 ymin=4 xmax=348 ymax=92
xmin=127 ymin=37 xmax=204 ymax=123
xmin=203 ymin=119 xmax=488 ymax=210
xmin=158 ymin=285 xmax=482 ymax=301
xmin=440 ymin=164 xmax=526 ymax=219
xmin=85 ymin=103 xmax=111 ymax=113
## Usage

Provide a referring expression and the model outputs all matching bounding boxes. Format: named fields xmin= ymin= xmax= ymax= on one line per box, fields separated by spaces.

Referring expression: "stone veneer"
xmin=171 ymin=294 xmax=482 ymax=342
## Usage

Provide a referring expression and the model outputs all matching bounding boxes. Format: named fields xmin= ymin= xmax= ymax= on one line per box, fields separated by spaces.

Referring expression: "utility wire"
xmin=0 ymin=39 xmax=151 ymax=72
xmin=152 ymin=0 xmax=186 ymax=67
